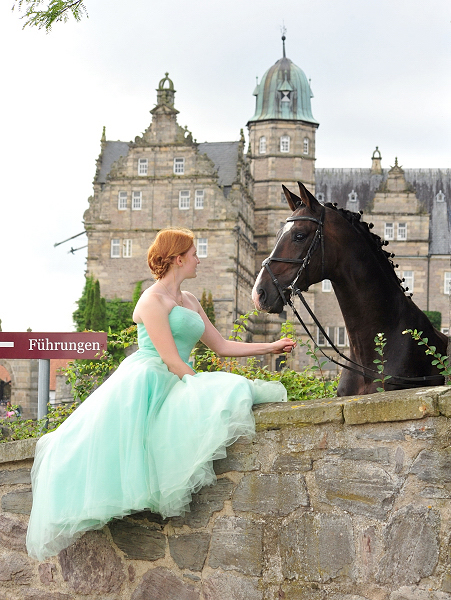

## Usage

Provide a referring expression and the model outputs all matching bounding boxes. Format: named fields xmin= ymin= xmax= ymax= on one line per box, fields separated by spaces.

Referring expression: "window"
xmin=326 ymin=327 xmax=335 ymax=347
xmin=444 ymin=272 xmax=451 ymax=295
xmin=403 ymin=270 xmax=414 ymax=292
xmin=132 ymin=191 xmax=142 ymax=210
xmin=123 ymin=239 xmax=132 ymax=258
xmin=259 ymin=136 xmax=267 ymax=154
xmin=281 ymin=91 xmax=290 ymax=103
xmin=118 ymin=191 xmax=127 ymax=210
xmin=280 ymin=136 xmax=290 ymax=153
xmin=303 ymin=137 xmax=309 ymax=155
xmin=174 ymin=157 xmax=185 ymax=174
xmin=317 ymin=192 xmax=325 ymax=204
xmin=195 ymin=190 xmax=204 ymax=209
xmin=111 ymin=239 xmax=120 ymax=258
xmin=197 ymin=238 xmax=208 ymax=258
xmin=179 ymin=190 xmax=190 ymax=210
xmin=317 ymin=329 xmax=326 ymax=347
xmin=436 ymin=190 xmax=445 ymax=202
xmin=384 ymin=223 xmax=394 ymax=240
xmin=348 ymin=190 xmax=357 ymax=203
xmin=397 ymin=223 xmax=407 ymax=240
xmin=138 ymin=158 xmax=148 ymax=176
xmin=337 ymin=327 xmax=347 ymax=347
xmin=322 ymin=279 xmax=332 ymax=292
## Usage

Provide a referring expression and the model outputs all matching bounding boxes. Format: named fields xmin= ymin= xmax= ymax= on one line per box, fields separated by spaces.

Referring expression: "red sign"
xmin=0 ymin=332 xmax=108 ymax=359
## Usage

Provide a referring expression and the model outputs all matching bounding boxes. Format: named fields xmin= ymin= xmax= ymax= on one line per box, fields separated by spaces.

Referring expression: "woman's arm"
xmin=185 ymin=294 xmax=296 ymax=357
xmin=134 ymin=294 xmax=195 ymax=379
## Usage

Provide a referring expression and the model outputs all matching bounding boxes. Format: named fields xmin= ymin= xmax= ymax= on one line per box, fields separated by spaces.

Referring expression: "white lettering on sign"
xmin=28 ymin=338 xmax=101 ymax=354
xmin=0 ymin=342 xmax=14 ymax=348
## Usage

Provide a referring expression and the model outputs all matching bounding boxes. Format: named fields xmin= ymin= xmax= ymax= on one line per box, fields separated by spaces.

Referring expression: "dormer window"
xmin=303 ymin=138 xmax=309 ymax=155
xmin=138 ymin=158 xmax=148 ymax=176
xmin=348 ymin=190 xmax=357 ymax=203
xmin=317 ymin=192 xmax=325 ymax=204
xmin=280 ymin=136 xmax=290 ymax=153
xmin=281 ymin=91 xmax=290 ymax=103
xmin=174 ymin=157 xmax=185 ymax=175
xmin=436 ymin=190 xmax=445 ymax=202
xmin=259 ymin=136 xmax=267 ymax=154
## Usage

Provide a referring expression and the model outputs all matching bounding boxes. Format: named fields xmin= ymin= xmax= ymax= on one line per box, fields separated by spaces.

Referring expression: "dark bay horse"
xmin=252 ymin=182 xmax=447 ymax=396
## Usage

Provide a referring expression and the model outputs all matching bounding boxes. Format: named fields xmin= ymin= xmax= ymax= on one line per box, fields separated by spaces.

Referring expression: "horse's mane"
xmin=324 ymin=202 xmax=409 ymax=294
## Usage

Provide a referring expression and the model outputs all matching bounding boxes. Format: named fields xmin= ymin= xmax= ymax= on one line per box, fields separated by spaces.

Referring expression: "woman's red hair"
xmin=147 ymin=228 xmax=194 ymax=279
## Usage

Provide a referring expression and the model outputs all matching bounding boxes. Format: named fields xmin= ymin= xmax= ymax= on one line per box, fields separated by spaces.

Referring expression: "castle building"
xmin=83 ymin=43 xmax=450 ymax=371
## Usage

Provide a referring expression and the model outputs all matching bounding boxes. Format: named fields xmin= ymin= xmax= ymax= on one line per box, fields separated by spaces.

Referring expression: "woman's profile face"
xmin=180 ymin=244 xmax=200 ymax=278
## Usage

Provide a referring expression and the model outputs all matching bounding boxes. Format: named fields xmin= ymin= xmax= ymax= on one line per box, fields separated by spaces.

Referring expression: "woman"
xmin=26 ymin=228 xmax=294 ymax=561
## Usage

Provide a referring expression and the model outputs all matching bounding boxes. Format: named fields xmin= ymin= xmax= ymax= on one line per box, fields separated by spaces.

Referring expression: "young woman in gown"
xmin=26 ymin=228 xmax=295 ymax=561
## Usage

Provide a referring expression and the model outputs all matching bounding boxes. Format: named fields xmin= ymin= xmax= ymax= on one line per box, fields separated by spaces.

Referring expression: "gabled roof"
xmin=96 ymin=141 xmax=130 ymax=184
xmin=197 ymin=141 xmax=239 ymax=187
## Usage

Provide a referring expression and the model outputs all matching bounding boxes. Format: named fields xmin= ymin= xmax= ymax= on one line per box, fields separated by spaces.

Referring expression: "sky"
xmin=0 ymin=0 xmax=449 ymax=333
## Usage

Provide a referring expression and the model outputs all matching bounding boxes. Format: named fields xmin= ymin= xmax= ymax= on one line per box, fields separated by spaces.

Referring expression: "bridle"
xmin=261 ymin=206 xmax=326 ymax=307
xmin=260 ymin=205 xmax=443 ymax=387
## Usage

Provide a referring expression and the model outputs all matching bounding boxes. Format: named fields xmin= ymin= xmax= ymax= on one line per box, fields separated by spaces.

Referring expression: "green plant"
xmin=402 ymin=328 xmax=451 ymax=381
xmin=0 ymin=402 xmax=79 ymax=443
xmin=423 ymin=311 xmax=441 ymax=331
xmin=373 ymin=332 xmax=391 ymax=392
xmin=229 ymin=309 xmax=258 ymax=341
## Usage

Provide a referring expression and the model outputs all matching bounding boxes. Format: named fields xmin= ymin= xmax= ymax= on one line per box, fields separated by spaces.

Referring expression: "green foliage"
xmin=0 ymin=402 xmax=78 ymax=443
xmin=403 ymin=328 xmax=451 ymax=381
xmin=423 ymin=311 xmax=441 ymax=331
xmin=229 ymin=309 xmax=258 ymax=341
xmin=62 ymin=326 xmax=138 ymax=402
xmin=373 ymin=332 xmax=391 ymax=392
xmin=74 ymin=275 xmax=138 ymax=333
xmin=13 ymin=0 xmax=87 ymax=31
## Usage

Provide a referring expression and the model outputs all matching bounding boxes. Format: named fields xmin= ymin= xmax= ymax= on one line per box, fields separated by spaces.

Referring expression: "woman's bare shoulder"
xmin=133 ymin=287 xmax=171 ymax=323
xmin=181 ymin=291 xmax=201 ymax=313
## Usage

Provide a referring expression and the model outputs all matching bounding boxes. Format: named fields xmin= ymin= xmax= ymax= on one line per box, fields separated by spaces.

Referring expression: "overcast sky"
xmin=0 ymin=0 xmax=449 ymax=333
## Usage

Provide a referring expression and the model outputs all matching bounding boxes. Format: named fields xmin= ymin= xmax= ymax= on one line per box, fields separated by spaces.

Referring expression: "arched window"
xmin=316 ymin=192 xmax=325 ymax=204
xmin=280 ymin=136 xmax=290 ymax=153
xmin=436 ymin=190 xmax=445 ymax=202
xmin=259 ymin=136 xmax=267 ymax=154
xmin=303 ymin=138 xmax=309 ymax=155
xmin=348 ymin=190 xmax=358 ymax=203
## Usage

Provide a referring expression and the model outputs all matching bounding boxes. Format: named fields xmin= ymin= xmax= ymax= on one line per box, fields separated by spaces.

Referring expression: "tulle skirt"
xmin=26 ymin=349 xmax=286 ymax=561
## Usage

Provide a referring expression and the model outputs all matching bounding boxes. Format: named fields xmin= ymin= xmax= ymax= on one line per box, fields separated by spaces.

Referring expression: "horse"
xmin=252 ymin=182 xmax=447 ymax=396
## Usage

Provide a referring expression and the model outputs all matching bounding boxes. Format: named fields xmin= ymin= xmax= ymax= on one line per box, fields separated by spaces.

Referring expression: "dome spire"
xmin=281 ymin=24 xmax=287 ymax=58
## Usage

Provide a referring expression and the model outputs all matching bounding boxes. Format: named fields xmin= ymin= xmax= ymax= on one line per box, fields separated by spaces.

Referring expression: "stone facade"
xmin=0 ymin=360 xmax=38 ymax=419
xmin=2 ymin=387 xmax=451 ymax=599
xmin=82 ymin=53 xmax=450 ymax=375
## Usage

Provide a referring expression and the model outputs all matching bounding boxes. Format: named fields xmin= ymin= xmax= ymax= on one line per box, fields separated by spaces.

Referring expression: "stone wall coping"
xmin=254 ymin=385 xmax=451 ymax=430
xmin=0 ymin=387 xmax=449 ymax=460
xmin=0 ymin=438 xmax=37 ymax=464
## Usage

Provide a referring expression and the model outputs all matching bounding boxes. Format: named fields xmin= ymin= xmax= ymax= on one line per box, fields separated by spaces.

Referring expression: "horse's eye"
xmin=294 ymin=232 xmax=307 ymax=242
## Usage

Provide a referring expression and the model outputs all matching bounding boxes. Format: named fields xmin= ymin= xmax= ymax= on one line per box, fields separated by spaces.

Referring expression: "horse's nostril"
xmin=258 ymin=288 xmax=266 ymax=302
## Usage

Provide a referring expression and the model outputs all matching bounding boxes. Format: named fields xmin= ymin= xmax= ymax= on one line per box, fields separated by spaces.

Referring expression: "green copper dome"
xmin=249 ymin=55 xmax=318 ymax=124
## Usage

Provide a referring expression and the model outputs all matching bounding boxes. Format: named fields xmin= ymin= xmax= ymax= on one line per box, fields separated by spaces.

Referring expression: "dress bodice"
xmin=137 ymin=306 xmax=205 ymax=363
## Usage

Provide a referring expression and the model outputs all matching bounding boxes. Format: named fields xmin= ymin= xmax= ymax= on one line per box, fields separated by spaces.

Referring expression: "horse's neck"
xmin=332 ymin=259 xmax=408 ymax=356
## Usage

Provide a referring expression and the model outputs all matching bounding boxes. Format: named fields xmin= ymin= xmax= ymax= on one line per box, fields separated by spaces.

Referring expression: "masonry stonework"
xmin=2 ymin=387 xmax=451 ymax=599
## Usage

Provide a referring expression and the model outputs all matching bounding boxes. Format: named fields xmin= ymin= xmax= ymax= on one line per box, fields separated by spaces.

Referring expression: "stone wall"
xmin=2 ymin=387 xmax=451 ymax=599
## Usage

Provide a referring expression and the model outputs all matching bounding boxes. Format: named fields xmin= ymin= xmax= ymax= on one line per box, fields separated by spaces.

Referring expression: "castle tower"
xmin=247 ymin=35 xmax=319 ymax=270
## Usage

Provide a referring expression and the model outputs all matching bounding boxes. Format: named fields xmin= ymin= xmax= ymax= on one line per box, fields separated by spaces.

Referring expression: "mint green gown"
xmin=26 ymin=306 xmax=287 ymax=561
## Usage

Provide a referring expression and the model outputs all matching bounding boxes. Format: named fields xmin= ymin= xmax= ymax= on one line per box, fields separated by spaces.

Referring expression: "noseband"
xmin=261 ymin=205 xmax=326 ymax=307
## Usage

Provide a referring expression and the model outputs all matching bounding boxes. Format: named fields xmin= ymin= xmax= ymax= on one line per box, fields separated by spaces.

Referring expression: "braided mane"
xmin=324 ymin=202 xmax=407 ymax=293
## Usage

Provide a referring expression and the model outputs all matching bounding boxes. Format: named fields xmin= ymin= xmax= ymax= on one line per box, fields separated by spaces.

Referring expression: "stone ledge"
xmin=343 ymin=387 xmax=445 ymax=425
xmin=254 ymin=386 xmax=450 ymax=430
xmin=0 ymin=438 xmax=37 ymax=464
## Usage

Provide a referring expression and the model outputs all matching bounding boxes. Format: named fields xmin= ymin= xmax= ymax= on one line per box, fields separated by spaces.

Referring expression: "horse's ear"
xmin=282 ymin=185 xmax=303 ymax=212
xmin=297 ymin=181 xmax=321 ymax=213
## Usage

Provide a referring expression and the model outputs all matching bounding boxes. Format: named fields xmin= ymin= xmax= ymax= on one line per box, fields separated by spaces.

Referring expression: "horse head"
xmin=252 ymin=182 xmax=328 ymax=314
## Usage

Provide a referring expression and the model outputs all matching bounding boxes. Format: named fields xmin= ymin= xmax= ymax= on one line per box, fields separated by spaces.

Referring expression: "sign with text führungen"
xmin=0 ymin=332 xmax=108 ymax=359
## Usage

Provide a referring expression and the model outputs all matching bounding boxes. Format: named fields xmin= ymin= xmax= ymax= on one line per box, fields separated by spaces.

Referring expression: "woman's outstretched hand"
xmin=269 ymin=338 xmax=297 ymax=354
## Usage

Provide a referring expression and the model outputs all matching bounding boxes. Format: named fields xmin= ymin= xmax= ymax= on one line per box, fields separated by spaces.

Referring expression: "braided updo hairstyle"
xmin=147 ymin=228 xmax=194 ymax=280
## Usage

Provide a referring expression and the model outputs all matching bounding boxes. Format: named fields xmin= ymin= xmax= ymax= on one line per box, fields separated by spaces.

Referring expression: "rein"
xmin=261 ymin=207 xmax=442 ymax=387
